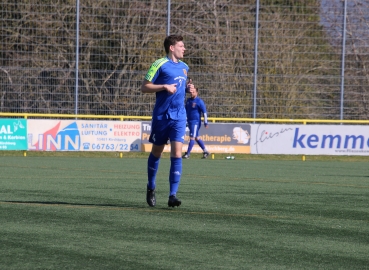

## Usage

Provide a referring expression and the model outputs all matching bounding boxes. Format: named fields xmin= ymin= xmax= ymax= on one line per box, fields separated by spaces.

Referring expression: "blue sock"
xmin=169 ymin=157 xmax=182 ymax=196
xmin=187 ymin=139 xmax=195 ymax=155
xmin=197 ymin=139 xmax=206 ymax=151
xmin=147 ymin=153 xmax=160 ymax=190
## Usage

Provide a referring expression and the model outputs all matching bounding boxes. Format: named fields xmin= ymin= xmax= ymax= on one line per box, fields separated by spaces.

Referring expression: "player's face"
xmin=171 ymin=41 xmax=185 ymax=59
xmin=190 ymin=88 xmax=198 ymax=98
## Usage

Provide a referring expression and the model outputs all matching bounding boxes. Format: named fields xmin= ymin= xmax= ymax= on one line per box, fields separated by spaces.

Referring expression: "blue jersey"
xmin=185 ymin=96 xmax=208 ymax=125
xmin=144 ymin=57 xmax=189 ymax=121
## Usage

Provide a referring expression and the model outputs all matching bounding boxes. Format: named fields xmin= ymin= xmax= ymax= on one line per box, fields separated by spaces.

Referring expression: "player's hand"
xmin=165 ymin=84 xmax=177 ymax=95
xmin=205 ymin=124 xmax=209 ymax=129
xmin=186 ymin=78 xmax=194 ymax=93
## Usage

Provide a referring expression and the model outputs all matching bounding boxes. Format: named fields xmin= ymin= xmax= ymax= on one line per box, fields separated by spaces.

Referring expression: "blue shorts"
xmin=188 ymin=121 xmax=201 ymax=138
xmin=149 ymin=118 xmax=186 ymax=145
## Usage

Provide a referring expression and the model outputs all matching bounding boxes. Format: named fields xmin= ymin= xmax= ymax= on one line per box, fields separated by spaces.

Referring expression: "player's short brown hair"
xmin=164 ymin=35 xmax=183 ymax=54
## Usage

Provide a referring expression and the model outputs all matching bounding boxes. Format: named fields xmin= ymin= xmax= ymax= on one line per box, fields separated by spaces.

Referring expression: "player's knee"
xmin=151 ymin=145 xmax=164 ymax=157
xmin=151 ymin=152 xmax=162 ymax=158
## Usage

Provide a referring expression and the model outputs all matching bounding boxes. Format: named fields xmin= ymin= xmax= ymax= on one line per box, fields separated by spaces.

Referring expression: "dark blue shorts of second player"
xmin=187 ymin=121 xmax=202 ymax=138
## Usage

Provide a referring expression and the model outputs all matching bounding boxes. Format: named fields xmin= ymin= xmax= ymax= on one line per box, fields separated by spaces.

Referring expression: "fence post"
xmin=23 ymin=114 xmax=27 ymax=157
xmin=166 ymin=0 xmax=171 ymax=36
xmin=252 ymin=0 xmax=260 ymax=120
xmin=340 ymin=0 xmax=347 ymax=121
xmin=302 ymin=120 xmax=307 ymax=161
xmin=75 ymin=0 xmax=80 ymax=116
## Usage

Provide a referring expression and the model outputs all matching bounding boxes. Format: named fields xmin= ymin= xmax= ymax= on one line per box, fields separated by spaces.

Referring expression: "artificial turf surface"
xmin=1 ymin=155 xmax=368 ymax=269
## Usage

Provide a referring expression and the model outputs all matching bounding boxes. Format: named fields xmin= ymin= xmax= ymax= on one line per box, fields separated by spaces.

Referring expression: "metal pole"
xmin=340 ymin=0 xmax=347 ymax=120
xmin=167 ymin=0 xmax=171 ymax=36
xmin=253 ymin=0 xmax=260 ymax=119
xmin=75 ymin=0 xmax=80 ymax=115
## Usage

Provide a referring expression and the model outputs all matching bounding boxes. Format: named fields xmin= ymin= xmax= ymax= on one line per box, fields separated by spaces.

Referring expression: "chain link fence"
xmin=1 ymin=0 xmax=368 ymax=120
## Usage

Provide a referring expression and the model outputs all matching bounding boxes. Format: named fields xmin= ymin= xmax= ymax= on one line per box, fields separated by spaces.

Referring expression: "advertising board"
xmin=28 ymin=120 xmax=141 ymax=151
xmin=0 ymin=119 xmax=27 ymax=150
xmin=141 ymin=121 xmax=251 ymax=153
xmin=251 ymin=124 xmax=369 ymax=155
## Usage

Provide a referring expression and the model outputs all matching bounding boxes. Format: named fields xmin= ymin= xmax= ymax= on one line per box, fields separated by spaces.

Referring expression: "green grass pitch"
xmin=1 ymin=154 xmax=369 ymax=269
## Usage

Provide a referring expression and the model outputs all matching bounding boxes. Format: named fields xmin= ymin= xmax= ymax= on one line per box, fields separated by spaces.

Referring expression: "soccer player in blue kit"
xmin=183 ymin=86 xmax=210 ymax=159
xmin=141 ymin=35 xmax=195 ymax=208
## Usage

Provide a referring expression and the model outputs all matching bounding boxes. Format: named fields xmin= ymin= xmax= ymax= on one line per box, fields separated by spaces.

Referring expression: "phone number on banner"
xmin=86 ymin=143 xmax=140 ymax=151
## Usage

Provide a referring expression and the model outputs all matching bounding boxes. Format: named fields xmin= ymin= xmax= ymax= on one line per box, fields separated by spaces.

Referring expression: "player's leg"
xmin=147 ymin=143 xmax=165 ymax=189
xmin=146 ymin=120 xmax=168 ymax=207
xmin=168 ymin=141 xmax=183 ymax=207
xmin=182 ymin=122 xmax=191 ymax=159
xmin=146 ymin=151 xmax=158 ymax=207
xmin=194 ymin=124 xmax=209 ymax=158
xmin=195 ymin=135 xmax=209 ymax=158
xmin=168 ymin=119 xmax=186 ymax=207
xmin=183 ymin=122 xmax=197 ymax=158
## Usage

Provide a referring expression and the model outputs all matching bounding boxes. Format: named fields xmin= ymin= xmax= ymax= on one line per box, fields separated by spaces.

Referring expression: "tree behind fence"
xmin=1 ymin=0 xmax=369 ymax=120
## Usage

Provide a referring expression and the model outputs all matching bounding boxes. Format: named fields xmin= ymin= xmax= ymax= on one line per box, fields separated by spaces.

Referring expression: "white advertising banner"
xmin=250 ymin=124 xmax=369 ymax=155
xmin=28 ymin=120 xmax=141 ymax=151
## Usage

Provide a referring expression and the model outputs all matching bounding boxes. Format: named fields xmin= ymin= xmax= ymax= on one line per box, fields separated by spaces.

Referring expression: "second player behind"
xmin=183 ymin=86 xmax=210 ymax=159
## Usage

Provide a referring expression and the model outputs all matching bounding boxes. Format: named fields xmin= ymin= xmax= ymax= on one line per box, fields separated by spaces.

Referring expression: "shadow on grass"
xmin=2 ymin=200 xmax=148 ymax=209
xmin=1 ymin=200 xmax=181 ymax=211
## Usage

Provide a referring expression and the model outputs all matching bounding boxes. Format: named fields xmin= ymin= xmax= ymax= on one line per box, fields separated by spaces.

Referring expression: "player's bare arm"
xmin=141 ymin=80 xmax=177 ymax=95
